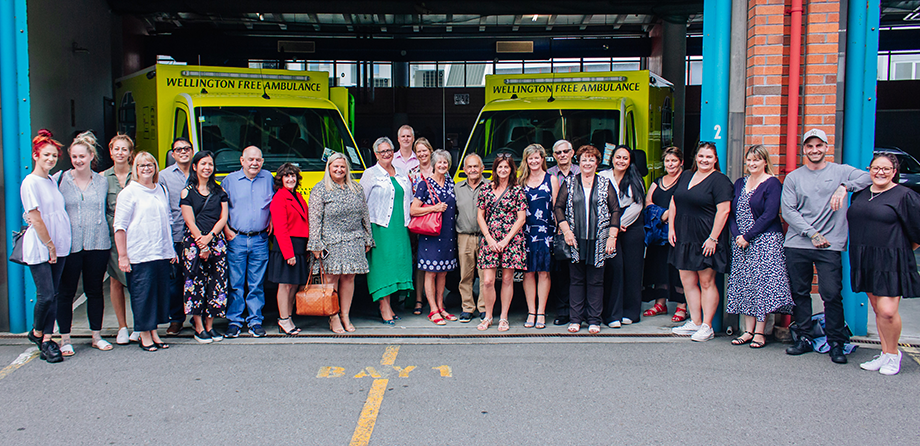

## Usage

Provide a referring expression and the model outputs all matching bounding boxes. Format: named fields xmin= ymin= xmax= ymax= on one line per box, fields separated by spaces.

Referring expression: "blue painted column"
xmin=841 ymin=0 xmax=880 ymax=337
xmin=1 ymin=0 xmax=32 ymax=332
xmin=700 ymin=0 xmax=731 ymax=332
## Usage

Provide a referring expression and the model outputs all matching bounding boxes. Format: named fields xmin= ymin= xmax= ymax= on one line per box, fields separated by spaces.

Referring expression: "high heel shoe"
xmin=523 ymin=313 xmax=536 ymax=328
xmin=535 ymin=314 xmax=546 ymax=329
xmin=329 ymin=314 xmax=346 ymax=334
xmin=278 ymin=317 xmax=301 ymax=336
xmin=341 ymin=314 xmax=356 ymax=332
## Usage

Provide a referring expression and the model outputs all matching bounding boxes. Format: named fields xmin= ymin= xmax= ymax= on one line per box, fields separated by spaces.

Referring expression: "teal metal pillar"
xmin=1 ymin=0 xmax=32 ymax=333
xmin=841 ymin=0 xmax=880 ymax=336
xmin=700 ymin=0 xmax=731 ymax=332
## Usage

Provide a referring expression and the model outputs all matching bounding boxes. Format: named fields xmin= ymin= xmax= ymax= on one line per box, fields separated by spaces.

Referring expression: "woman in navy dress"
xmin=520 ymin=144 xmax=559 ymax=329
xmin=668 ymin=142 xmax=733 ymax=342
xmin=849 ymin=153 xmax=920 ymax=375
xmin=726 ymin=145 xmax=792 ymax=349
xmin=410 ymin=149 xmax=458 ymax=325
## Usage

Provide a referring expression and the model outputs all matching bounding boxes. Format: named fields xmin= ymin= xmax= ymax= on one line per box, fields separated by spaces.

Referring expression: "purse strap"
xmin=422 ymin=176 xmax=440 ymax=205
xmin=309 ymin=256 xmax=327 ymax=284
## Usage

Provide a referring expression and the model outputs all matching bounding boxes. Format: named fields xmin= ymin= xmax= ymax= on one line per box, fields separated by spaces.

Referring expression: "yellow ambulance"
xmin=115 ymin=64 xmax=364 ymax=200
xmin=455 ymin=70 xmax=674 ymax=184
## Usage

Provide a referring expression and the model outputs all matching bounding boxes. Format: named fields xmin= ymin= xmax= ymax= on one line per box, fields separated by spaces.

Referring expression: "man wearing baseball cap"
xmin=781 ymin=128 xmax=871 ymax=364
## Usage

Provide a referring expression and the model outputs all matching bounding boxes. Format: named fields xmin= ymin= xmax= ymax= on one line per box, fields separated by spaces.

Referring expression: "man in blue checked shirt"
xmin=221 ymin=146 xmax=274 ymax=338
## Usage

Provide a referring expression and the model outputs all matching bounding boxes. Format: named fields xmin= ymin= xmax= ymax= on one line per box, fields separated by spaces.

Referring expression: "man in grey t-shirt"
xmin=781 ymin=128 xmax=871 ymax=364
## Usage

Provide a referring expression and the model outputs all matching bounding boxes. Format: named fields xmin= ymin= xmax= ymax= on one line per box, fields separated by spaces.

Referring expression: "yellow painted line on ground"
xmin=379 ymin=345 xmax=399 ymax=365
xmin=350 ymin=345 xmax=400 ymax=446
xmin=0 ymin=347 xmax=39 ymax=381
xmin=901 ymin=346 xmax=920 ymax=366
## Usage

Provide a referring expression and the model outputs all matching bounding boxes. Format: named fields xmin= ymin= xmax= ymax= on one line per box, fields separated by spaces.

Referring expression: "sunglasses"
xmin=698 ymin=141 xmax=716 ymax=147
xmin=553 ymin=149 xmax=572 ymax=155
xmin=495 ymin=153 xmax=513 ymax=159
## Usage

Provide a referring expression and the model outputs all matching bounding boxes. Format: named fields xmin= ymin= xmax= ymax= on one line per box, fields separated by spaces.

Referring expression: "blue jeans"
xmin=226 ymin=232 xmax=269 ymax=327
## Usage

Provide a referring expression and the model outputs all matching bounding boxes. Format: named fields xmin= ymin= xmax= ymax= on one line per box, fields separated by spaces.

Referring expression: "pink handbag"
xmin=408 ymin=177 xmax=443 ymax=236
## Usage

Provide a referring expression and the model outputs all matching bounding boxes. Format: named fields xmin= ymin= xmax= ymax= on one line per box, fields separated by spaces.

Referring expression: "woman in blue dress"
xmin=410 ymin=149 xmax=459 ymax=325
xmin=520 ymin=144 xmax=559 ymax=329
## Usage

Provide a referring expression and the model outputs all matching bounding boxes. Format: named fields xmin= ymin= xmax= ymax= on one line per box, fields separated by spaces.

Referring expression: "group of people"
xmin=18 ymin=125 xmax=918 ymax=375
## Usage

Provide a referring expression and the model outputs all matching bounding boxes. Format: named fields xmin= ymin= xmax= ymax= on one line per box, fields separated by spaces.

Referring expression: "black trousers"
xmin=167 ymin=242 xmax=186 ymax=323
xmin=785 ymin=248 xmax=848 ymax=343
xmin=608 ymin=221 xmax=646 ymax=322
xmin=56 ymin=249 xmax=108 ymax=333
xmin=127 ymin=259 xmax=171 ymax=332
xmin=30 ymin=258 xmax=67 ymax=334
xmin=569 ymin=261 xmax=605 ymax=325
xmin=552 ymin=257 xmax=572 ymax=318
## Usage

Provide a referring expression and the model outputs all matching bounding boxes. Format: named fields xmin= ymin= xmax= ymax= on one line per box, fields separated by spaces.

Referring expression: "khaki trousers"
xmin=457 ymin=233 xmax=486 ymax=313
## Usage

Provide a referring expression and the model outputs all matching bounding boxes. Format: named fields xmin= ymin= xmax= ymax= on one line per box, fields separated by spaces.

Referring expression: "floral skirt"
xmin=182 ymin=232 xmax=228 ymax=317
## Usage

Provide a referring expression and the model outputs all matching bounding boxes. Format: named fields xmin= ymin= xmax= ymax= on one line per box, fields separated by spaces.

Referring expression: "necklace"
xmin=869 ymin=186 xmax=894 ymax=201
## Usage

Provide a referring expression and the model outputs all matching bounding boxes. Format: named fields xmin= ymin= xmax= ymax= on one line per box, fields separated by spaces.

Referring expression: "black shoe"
xmin=785 ymin=338 xmax=813 ymax=355
xmin=479 ymin=312 xmax=487 ymax=321
xmin=458 ymin=312 xmax=473 ymax=323
xmin=27 ymin=330 xmax=43 ymax=348
xmin=248 ymin=324 xmax=266 ymax=337
xmin=553 ymin=316 xmax=570 ymax=326
xmin=194 ymin=330 xmax=213 ymax=344
xmin=828 ymin=342 xmax=848 ymax=364
xmin=208 ymin=329 xmax=224 ymax=342
xmin=224 ymin=325 xmax=241 ymax=338
xmin=40 ymin=341 xmax=63 ymax=363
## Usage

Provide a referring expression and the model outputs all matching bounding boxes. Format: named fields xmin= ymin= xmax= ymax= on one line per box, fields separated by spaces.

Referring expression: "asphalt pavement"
xmin=0 ymin=338 xmax=918 ymax=445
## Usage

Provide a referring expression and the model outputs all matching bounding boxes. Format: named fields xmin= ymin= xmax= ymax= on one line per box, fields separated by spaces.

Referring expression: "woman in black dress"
xmin=642 ymin=147 xmax=688 ymax=322
xmin=668 ymin=142 xmax=733 ymax=342
xmin=848 ymin=153 xmax=920 ymax=376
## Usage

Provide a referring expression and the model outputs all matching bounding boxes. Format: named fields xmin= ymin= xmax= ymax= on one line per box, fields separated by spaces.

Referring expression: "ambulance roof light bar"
xmin=504 ymin=76 xmax=628 ymax=85
xmin=181 ymin=71 xmax=310 ymax=82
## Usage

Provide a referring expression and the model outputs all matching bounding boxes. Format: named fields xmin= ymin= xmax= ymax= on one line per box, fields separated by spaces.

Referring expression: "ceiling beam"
xmin=512 ymin=14 xmax=522 ymax=32
xmin=579 ymin=14 xmax=593 ymax=31
xmin=545 ymin=14 xmax=556 ymax=31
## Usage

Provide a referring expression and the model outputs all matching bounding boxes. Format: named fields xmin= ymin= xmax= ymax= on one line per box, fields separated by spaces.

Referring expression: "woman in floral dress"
xmin=519 ymin=144 xmax=558 ymax=329
xmin=476 ymin=154 xmax=528 ymax=332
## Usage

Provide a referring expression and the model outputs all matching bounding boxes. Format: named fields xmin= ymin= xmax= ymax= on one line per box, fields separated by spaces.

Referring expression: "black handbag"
xmin=9 ymin=225 xmax=29 ymax=265
xmin=553 ymin=233 xmax=572 ymax=260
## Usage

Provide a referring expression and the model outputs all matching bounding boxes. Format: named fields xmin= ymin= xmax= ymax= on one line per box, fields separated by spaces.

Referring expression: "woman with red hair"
xmin=21 ymin=130 xmax=72 ymax=363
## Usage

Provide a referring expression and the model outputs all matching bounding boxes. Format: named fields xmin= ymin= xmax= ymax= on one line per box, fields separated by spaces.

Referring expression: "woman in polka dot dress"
xmin=411 ymin=149 xmax=458 ymax=325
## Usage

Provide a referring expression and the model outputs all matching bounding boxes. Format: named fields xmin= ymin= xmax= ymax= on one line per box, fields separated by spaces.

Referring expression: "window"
xmin=878 ymin=52 xmax=920 ymax=81
xmin=174 ymin=108 xmax=189 ymax=141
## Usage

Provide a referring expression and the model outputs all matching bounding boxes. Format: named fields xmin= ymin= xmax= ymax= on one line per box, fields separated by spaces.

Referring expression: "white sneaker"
xmin=608 ymin=320 xmax=622 ymax=328
xmin=621 ymin=318 xmax=633 ymax=325
xmin=879 ymin=351 xmax=902 ymax=376
xmin=128 ymin=331 xmax=140 ymax=343
xmin=691 ymin=324 xmax=714 ymax=342
xmin=671 ymin=320 xmax=701 ymax=335
xmin=860 ymin=354 xmax=886 ymax=371
xmin=115 ymin=327 xmax=130 ymax=345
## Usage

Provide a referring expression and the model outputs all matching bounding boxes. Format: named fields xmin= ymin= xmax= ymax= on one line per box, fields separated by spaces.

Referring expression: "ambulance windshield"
xmin=466 ymin=109 xmax=620 ymax=169
xmin=196 ymin=106 xmax=360 ymax=174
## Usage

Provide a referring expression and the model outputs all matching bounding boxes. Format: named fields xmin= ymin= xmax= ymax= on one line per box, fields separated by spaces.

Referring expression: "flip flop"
xmin=92 ymin=339 xmax=113 ymax=351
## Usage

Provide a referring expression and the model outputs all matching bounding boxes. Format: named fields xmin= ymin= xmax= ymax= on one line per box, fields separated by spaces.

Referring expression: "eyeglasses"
xmin=376 ymin=149 xmax=394 ymax=155
xmin=137 ymin=163 xmax=155 ymax=170
xmin=553 ymin=149 xmax=572 ymax=155
xmin=173 ymin=146 xmax=192 ymax=153
xmin=869 ymin=166 xmax=894 ymax=174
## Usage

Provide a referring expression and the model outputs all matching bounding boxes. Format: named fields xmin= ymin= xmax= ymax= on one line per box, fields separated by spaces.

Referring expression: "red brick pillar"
xmin=744 ymin=0 xmax=841 ymax=176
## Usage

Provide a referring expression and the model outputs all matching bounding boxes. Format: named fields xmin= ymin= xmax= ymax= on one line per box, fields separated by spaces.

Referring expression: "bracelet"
xmin=707 ymin=236 xmax=718 ymax=243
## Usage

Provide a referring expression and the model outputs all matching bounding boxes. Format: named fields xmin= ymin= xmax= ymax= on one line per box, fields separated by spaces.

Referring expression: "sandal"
xmin=428 ymin=311 xmax=446 ymax=326
xmin=567 ymin=323 xmax=581 ymax=333
xmin=644 ymin=303 xmax=668 ymax=317
xmin=341 ymin=315 xmax=356 ymax=332
xmin=438 ymin=308 xmax=458 ymax=322
xmin=138 ymin=342 xmax=157 ymax=352
xmin=523 ymin=313 xmax=536 ymax=328
xmin=671 ymin=307 xmax=687 ymax=322
xmin=92 ymin=339 xmax=113 ymax=351
xmin=154 ymin=342 xmax=170 ymax=349
xmin=732 ymin=331 xmax=755 ymax=346
xmin=588 ymin=324 xmax=601 ymax=334
xmin=60 ymin=342 xmax=75 ymax=357
xmin=329 ymin=314 xmax=346 ymax=334
xmin=278 ymin=317 xmax=301 ymax=336
xmin=535 ymin=314 xmax=546 ymax=329
xmin=477 ymin=318 xmax=493 ymax=331
xmin=413 ymin=301 xmax=424 ymax=315
xmin=497 ymin=319 xmax=510 ymax=332
xmin=750 ymin=332 xmax=767 ymax=349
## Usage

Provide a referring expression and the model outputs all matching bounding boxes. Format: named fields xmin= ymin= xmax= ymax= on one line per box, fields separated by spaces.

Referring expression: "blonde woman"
xmin=308 ymin=153 xmax=374 ymax=333
xmin=104 ymin=134 xmax=135 ymax=344
xmin=114 ymin=152 xmax=176 ymax=351
xmin=53 ymin=131 xmax=113 ymax=354
xmin=518 ymin=144 xmax=559 ymax=329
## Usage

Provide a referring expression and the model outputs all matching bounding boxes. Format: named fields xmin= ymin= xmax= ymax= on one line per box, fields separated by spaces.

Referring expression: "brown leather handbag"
xmin=295 ymin=258 xmax=340 ymax=317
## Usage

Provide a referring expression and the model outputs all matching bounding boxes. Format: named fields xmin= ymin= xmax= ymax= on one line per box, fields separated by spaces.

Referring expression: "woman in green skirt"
xmin=360 ymin=136 xmax=415 ymax=324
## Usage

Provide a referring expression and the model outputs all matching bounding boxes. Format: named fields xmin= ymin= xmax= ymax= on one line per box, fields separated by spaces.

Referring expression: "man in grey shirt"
xmin=158 ymin=138 xmax=192 ymax=335
xmin=781 ymin=128 xmax=871 ymax=364
xmin=454 ymin=153 xmax=490 ymax=322
xmin=547 ymin=140 xmax=579 ymax=325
